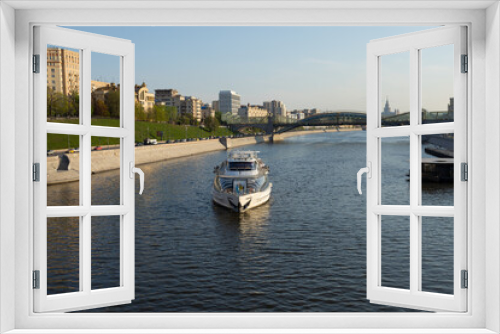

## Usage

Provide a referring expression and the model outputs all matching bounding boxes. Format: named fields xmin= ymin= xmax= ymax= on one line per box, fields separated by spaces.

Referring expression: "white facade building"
xmin=263 ymin=100 xmax=287 ymax=117
xmin=219 ymin=90 xmax=241 ymax=115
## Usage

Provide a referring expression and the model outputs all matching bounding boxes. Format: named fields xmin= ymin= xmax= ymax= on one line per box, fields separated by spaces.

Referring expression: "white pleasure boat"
xmin=213 ymin=150 xmax=272 ymax=213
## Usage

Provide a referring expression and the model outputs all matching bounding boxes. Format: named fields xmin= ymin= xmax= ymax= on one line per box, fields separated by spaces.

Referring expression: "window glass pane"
xmin=381 ymin=215 xmax=410 ymax=290
xmin=421 ymin=45 xmax=454 ymax=124
xmin=91 ymin=136 xmax=121 ymax=206
xmin=91 ymin=52 xmax=121 ymax=127
xmin=421 ymin=217 xmax=454 ymax=294
xmin=421 ymin=134 xmax=454 ymax=206
xmin=47 ymin=217 xmax=80 ymax=295
xmin=381 ymin=136 xmax=410 ymax=205
xmin=47 ymin=45 xmax=80 ymax=124
xmin=47 ymin=133 xmax=80 ymax=206
xmin=91 ymin=216 xmax=121 ymax=290
xmin=380 ymin=52 xmax=410 ymax=127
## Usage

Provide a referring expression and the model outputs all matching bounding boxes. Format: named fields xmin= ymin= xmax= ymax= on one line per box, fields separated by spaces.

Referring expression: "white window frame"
xmin=365 ymin=26 xmax=468 ymax=312
xmin=1 ymin=1 xmax=499 ymax=333
xmin=33 ymin=25 xmax=136 ymax=313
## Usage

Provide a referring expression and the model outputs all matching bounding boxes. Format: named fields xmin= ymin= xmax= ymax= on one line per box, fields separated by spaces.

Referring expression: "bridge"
xmin=226 ymin=111 xmax=454 ymax=134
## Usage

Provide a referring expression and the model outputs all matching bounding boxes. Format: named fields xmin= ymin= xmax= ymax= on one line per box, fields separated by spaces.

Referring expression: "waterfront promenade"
xmin=47 ymin=127 xmax=361 ymax=185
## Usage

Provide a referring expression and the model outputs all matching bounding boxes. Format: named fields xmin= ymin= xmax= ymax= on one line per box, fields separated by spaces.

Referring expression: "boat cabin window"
xmin=228 ymin=161 xmax=256 ymax=170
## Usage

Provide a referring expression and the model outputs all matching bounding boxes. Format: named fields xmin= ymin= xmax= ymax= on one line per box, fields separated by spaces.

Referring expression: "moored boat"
xmin=212 ymin=151 xmax=272 ymax=213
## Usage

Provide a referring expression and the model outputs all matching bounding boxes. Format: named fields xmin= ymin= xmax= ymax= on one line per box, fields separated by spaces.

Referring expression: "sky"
xmin=67 ymin=26 xmax=453 ymax=112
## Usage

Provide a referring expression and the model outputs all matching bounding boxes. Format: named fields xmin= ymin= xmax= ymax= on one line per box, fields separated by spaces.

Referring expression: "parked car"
xmin=150 ymin=139 xmax=158 ymax=145
xmin=94 ymin=146 xmax=103 ymax=151
xmin=68 ymin=147 xmax=79 ymax=153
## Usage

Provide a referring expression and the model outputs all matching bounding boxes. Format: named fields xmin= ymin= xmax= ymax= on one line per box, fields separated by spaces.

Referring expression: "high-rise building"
xmin=155 ymin=89 xmax=180 ymax=107
xmin=263 ymin=100 xmax=287 ymax=117
xmin=155 ymin=88 xmax=203 ymax=122
xmin=219 ymin=90 xmax=241 ymax=115
xmin=47 ymin=47 xmax=80 ymax=96
xmin=181 ymin=96 xmax=202 ymax=122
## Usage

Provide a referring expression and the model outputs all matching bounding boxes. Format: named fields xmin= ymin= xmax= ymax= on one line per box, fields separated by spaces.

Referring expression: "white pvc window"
xmin=364 ymin=26 xmax=467 ymax=312
xmin=33 ymin=26 xmax=139 ymax=312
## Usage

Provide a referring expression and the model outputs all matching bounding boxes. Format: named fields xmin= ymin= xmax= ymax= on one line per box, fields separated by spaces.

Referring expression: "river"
xmin=47 ymin=131 xmax=454 ymax=312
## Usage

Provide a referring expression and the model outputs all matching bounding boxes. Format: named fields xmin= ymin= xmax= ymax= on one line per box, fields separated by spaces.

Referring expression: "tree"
xmin=94 ymin=100 xmax=110 ymax=117
xmin=107 ymin=90 xmax=120 ymax=119
xmin=215 ymin=111 xmax=222 ymax=123
xmin=153 ymin=105 xmax=167 ymax=122
xmin=166 ymin=106 xmax=178 ymax=124
xmin=179 ymin=113 xmax=194 ymax=125
xmin=47 ymin=87 xmax=66 ymax=118
xmin=67 ymin=90 xmax=79 ymax=118
xmin=135 ymin=102 xmax=146 ymax=121
xmin=204 ymin=116 xmax=220 ymax=133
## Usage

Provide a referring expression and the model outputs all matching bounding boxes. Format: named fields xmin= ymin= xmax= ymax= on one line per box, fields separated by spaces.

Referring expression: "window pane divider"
xmin=46 ymin=123 xmax=88 ymax=136
xmin=90 ymin=126 xmax=130 ymax=138
xmin=90 ymin=205 xmax=129 ymax=216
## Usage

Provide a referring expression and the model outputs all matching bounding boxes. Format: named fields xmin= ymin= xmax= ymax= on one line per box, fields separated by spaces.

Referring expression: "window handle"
xmin=357 ymin=162 xmax=371 ymax=195
xmin=129 ymin=162 xmax=144 ymax=195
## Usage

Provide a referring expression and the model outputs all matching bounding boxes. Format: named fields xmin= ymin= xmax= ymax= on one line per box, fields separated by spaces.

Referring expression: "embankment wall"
xmin=47 ymin=128 xmax=362 ymax=185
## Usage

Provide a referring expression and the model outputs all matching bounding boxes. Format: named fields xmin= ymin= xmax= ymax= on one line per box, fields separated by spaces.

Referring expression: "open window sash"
xmin=365 ymin=26 xmax=467 ymax=312
xmin=33 ymin=26 xmax=136 ymax=312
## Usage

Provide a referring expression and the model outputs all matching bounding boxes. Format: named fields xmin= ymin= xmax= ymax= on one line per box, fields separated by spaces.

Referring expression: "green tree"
xmin=166 ymin=106 xmax=178 ymax=124
xmin=47 ymin=87 xmax=67 ymax=118
xmin=204 ymin=116 xmax=220 ymax=133
xmin=94 ymin=99 xmax=109 ymax=117
xmin=135 ymin=102 xmax=146 ymax=121
xmin=67 ymin=90 xmax=79 ymax=118
xmin=153 ymin=105 xmax=167 ymax=122
xmin=215 ymin=111 xmax=222 ymax=123
xmin=107 ymin=90 xmax=120 ymax=119
xmin=179 ymin=113 xmax=194 ymax=125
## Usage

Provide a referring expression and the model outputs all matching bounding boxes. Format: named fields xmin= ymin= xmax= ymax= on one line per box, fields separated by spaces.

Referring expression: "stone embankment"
xmin=47 ymin=128 xmax=361 ymax=185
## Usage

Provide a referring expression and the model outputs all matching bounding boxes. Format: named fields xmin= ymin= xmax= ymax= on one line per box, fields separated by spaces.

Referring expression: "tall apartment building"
xmin=155 ymin=89 xmax=179 ymax=107
xmin=47 ymin=47 xmax=80 ymax=96
xmin=219 ymin=90 xmax=241 ymax=115
xmin=263 ymin=100 xmax=287 ymax=117
xmin=135 ymin=83 xmax=155 ymax=112
xmin=181 ymin=96 xmax=202 ymax=122
xmin=155 ymin=89 xmax=202 ymax=122
xmin=238 ymin=104 xmax=268 ymax=118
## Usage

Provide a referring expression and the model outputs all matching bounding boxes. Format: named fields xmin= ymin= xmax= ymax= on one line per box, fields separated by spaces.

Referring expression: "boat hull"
xmin=213 ymin=184 xmax=272 ymax=213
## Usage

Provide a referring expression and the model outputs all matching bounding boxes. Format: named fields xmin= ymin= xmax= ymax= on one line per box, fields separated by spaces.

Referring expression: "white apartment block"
xmin=181 ymin=96 xmax=202 ymax=122
xmin=219 ymin=90 xmax=241 ymax=115
xmin=263 ymin=100 xmax=287 ymax=117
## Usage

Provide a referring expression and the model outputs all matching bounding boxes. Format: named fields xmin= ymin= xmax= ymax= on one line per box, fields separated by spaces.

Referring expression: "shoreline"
xmin=47 ymin=127 xmax=362 ymax=185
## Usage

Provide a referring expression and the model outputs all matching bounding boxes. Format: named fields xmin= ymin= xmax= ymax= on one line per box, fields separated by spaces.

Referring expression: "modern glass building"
xmin=219 ymin=90 xmax=241 ymax=115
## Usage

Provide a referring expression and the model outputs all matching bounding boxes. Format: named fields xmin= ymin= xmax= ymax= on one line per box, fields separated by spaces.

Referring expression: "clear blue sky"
xmin=68 ymin=26 xmax=452 ymax=112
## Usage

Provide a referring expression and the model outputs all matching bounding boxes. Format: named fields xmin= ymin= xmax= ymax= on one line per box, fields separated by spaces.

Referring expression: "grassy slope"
xmin=47 ymin=118 xmax=234 ymax=150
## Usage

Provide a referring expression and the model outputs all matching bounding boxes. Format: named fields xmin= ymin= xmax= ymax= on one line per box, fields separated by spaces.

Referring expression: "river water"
xmin=48 ymin=130 xmax=454 ymax=312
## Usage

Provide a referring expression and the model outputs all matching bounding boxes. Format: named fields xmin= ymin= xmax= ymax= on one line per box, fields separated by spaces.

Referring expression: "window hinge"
xmin=461 ymin=270 xmax=468 ymax=289
xmin=33 ymin=54 xmax=40 ymax=73
xmin=461 ymin=162 xmax=468 ymax=181
xmin=33 ymin=270 xmax=40 ymax=289
xmin=33 ymin=163 xmax=40 ymax=182
xmin=461 ymin=54 xmax=468 ymax=73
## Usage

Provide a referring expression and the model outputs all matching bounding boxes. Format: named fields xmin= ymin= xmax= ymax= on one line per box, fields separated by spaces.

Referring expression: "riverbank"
xmin=47 ymin=127 xmax=361 ymax=185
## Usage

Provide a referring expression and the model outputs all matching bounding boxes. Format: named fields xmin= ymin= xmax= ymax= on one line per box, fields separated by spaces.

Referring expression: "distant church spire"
xmin=383 ymin=96 xmax=391 ymax=115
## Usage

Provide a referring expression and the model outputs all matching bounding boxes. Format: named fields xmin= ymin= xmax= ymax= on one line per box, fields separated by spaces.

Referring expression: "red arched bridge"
xmin=226 ymin=111 xmax=454 ymax=134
